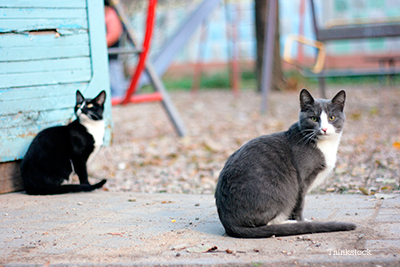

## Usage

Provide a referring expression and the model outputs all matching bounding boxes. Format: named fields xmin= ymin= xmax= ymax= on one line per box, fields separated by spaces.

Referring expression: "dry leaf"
xmin=381 ymin=186 xmax=393 ymax=190
xmin=186 ymin=244 xmax=217 ymax=253
xmin=359 ymin=187 xmax=373 ymax=195
xmin=392 ymin=142 xmax=400 ymax=150
xmin=108 ymin=232 xmax=124 ymax=237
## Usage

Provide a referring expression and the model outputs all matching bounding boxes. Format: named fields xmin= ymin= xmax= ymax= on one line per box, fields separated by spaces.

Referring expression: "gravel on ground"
xmin=88 ymin=85 xmax=400 ymax=196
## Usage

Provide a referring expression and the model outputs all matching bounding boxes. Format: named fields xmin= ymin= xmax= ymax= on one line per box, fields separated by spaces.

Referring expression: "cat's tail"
xmin=225 ymin=221 xmax=356 ymax=238
xmin=26 ymin=180 xmax=107 ymax=195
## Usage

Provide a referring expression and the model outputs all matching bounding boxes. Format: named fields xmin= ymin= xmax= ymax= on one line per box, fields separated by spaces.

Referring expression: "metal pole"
xmin=144 ymin=65 xmax=187 ymax=137
xmin=110 ymin=0 xmax=186 ymax=136
xmin=260 ymin=0 xmax=277 ymax=113
xmin=309 ymin=0 xmax=326 ymax=98
xmin=192 ymin=21 xmax=208 ymax=92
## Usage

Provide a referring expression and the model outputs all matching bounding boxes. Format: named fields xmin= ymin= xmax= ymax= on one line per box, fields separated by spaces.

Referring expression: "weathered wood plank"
xmin=86 ymin=0 xmax=112 ymax=147
xmin=0 ymin=161 xmax=23 ymax=194
xmin=0 ymin=18 xmax=88 ymax=32
xmin=0 ymin=32 xmax=88 ymax=48
xmin=0 ymin=135 xmax=45 ymax=162
xmin=0 ymin=0 xmax=111 ymax=193
xmin=1 ymin=8 xmax=87 ymax=20
xmin=0 ymin=58 xmax=91 ymax=75
xmin=0 ymin=84 xmax=87 ymax=100
xmin=0 ymin=0 xmax=86 ymax=8
xmin=0 ymin=69 xmax=92 ymax=89
xmin=0 ymin=46 xmax=90 ymax=61
xmin=1 ymin=118 xmax=71 ymax=142
xmin=0 ymin=120 xmax=72 ymax=162
xmin=0 ymin=108 xmax=74 ymax=130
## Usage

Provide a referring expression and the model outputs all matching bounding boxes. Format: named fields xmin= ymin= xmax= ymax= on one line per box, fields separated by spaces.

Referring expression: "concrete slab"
xmin=0 ymin=192 xmax=399 ymax=266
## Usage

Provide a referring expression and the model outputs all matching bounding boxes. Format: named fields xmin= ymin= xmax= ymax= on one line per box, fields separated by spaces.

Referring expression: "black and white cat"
xmin=20 ymin=90 xmax=107 ymax=195
xmin=215 ymin=89 xmax=356 ymax=238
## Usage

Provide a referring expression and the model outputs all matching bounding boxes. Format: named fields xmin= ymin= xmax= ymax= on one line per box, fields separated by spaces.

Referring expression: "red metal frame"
xmin=111 ymin=92 xmax=162 ymax=105
xmin=112 ymin=0 xmax=158 ymax=106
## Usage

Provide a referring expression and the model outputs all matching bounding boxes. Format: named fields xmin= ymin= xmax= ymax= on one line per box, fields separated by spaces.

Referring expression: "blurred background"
xmin=117 ymin=0 xmax=400 ymax=91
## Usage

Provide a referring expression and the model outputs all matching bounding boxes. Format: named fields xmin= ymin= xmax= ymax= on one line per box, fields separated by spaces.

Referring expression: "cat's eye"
xmin=87 ymin=103 xmax=93 ymax=108
xmin=76 ymin=104 xmax=81 ymax=108
xmin=310 ymin=116 xmax=318 ymax=122
xmin=329 ymin=116 xmax=335 ymax=121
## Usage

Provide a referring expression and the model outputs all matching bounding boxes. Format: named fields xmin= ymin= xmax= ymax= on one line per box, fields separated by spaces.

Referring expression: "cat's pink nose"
xmin=322 ymin=128 xmax=328 ymax=133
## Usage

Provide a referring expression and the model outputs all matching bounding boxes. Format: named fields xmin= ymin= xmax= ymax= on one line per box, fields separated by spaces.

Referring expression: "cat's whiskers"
xmin=298 ymin=130 xmax=316 ymax=145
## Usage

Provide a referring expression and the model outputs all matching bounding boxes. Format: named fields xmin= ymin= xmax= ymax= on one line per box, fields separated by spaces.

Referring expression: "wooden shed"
xmin=0 ymin=1 xmax=112 ymax=193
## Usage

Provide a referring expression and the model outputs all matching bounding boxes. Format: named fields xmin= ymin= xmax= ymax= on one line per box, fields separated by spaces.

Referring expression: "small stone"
xmin=118 ymin=162 xmax=127 ymax=170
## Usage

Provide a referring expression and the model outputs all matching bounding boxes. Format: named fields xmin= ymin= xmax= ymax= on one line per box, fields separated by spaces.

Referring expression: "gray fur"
xmin=215 ymin=89 xmax=356 ymax=238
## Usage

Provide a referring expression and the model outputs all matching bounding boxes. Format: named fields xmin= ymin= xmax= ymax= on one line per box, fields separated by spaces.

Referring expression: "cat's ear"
xmin=299 ymin=89 xmax=314 ymax=110
xmin=76 ymin=90 xmax=84 ymax=104
xmin=331 ymin=90 xmax=346 ymax=111
xmin=94 ymin=91 xmax=106 ymax=107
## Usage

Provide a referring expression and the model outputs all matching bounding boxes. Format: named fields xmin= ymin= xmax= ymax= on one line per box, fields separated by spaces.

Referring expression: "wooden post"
xmin=260 ymin=0 xmax=277 ymax=113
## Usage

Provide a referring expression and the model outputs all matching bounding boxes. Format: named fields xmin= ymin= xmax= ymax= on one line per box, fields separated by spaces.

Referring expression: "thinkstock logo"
xmin=328 ymin=249 xmax=372 ymax=256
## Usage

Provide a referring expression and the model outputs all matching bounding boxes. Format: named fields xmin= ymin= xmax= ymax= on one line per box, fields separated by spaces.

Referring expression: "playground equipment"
xmin=109 ymin=0 xmax=186 ymax=137
xmin=191 ymin=0 xmax=241 ymax=94
xmin=109 ymin=0 xmax=223 ymax=136
xmin=139 ymin=0 xmax=223 ymax=88
xmin=283 ymin=0 xmax=400 ymax=98
xmin=260 ymin=0 xmax=278 ymax=113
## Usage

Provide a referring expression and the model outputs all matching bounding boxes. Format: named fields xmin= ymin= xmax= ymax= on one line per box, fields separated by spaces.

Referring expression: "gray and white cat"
xmin=215 ymin=89 xmax=356 ymax=238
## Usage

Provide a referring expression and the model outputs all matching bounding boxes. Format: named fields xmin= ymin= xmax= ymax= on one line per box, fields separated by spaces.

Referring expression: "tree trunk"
xmin=255 ymin=0 xmax=285 ymax=92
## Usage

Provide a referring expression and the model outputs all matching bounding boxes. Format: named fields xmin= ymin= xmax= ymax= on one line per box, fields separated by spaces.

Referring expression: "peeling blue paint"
xmin=0 ymin=0 xmax=111 ymax=163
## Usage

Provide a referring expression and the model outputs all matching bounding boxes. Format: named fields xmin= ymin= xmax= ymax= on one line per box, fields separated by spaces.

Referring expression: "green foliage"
xmin=159 ymin=70 xmax=258 ymax=91
xmin=139 ymin=69 xmax=395 ymax=92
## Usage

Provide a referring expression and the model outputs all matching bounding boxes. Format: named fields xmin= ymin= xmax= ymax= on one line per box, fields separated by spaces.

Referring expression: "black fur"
xmin=215 ymin=89 xmax=356 ymax=238
xmin=20 ymin=90 xmax=107 ymax=195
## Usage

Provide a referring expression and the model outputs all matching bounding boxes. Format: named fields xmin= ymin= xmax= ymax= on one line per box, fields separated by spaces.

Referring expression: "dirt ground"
xmin=89 ymin=85 xmax=400 ymax=196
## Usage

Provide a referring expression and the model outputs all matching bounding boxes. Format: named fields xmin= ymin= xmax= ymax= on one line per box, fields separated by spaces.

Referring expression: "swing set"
xmin=108 ymin=0 xmax=185 ymax=136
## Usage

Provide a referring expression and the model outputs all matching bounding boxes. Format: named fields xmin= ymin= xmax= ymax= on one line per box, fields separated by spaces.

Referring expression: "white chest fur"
xmin=79 ymin=114 xmax=105 ymax=146
xmin=79 ymin=114 xmax=105 ymax=164
xmin=308 ymin=113 xmax=342 ymax=192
